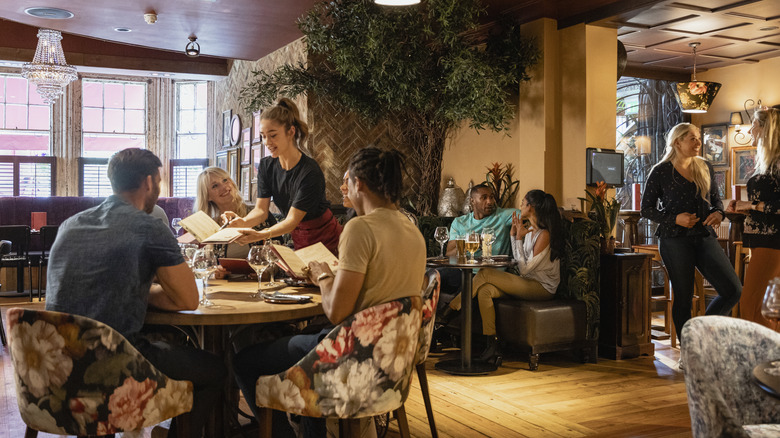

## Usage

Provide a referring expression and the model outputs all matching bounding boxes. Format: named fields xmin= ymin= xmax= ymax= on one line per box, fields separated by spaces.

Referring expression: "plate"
xmin=261 ymin=293 xmax=313 ymax=304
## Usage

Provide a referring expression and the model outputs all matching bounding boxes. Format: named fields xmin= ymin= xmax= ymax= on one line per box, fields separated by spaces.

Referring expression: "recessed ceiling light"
xmin=24 ymin=7 xmax=74 ymax=19
xmin=114 ymin=27 xmax=132 ymax=33
xmin=759 ymin=26 xmax=779 ymax=31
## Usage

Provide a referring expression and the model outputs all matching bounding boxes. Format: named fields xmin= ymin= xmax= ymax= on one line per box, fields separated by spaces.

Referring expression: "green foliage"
xmin=579 ymin=182 xmax=621 ymax=239
xmin=482 ymin=162 xmax=520 ymax=208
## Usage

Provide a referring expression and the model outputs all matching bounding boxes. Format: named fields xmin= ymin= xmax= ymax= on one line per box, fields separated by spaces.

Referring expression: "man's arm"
xmin=308 ymin=262 xmax=364 ymax=325
xmin=149 ymin=262 xmax=198 ymax=311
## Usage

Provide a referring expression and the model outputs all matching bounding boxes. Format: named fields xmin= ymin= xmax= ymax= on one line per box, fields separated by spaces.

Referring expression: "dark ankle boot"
xmin=435 ymin=306 xmax=458 ymax=328
xmin=479 ymin=335 xmax=502 ymax=365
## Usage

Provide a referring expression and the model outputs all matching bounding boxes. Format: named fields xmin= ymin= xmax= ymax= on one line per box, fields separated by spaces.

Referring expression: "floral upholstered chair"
xmin=682 ymin=316 xmax=780 ymax=437
xmin=413 ymin=269 xmax=441 ymax=438
xmin=254 ymin=296 xmax=422 ymax=438
xmin=7 ymin=308 xmax=193 ymax=437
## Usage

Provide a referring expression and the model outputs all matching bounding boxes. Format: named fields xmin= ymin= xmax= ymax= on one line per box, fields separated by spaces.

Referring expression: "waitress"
xmin=223 ymin=98 xmax=342 ymax=254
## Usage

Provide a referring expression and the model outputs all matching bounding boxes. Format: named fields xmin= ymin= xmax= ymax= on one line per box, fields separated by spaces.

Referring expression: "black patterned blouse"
xmin=744 ymin=173 xmax=780 ymax=249
xmin=641 ymin=160 xmax=724 ymax=238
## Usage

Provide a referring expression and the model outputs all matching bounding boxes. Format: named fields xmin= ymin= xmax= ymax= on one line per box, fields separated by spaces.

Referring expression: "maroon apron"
xmin=291 ymin=209 xmax=342 ymax=256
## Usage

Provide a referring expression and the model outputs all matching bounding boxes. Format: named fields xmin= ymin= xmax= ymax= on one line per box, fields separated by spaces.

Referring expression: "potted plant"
xmin=483 ymin=162 xmax=519 ymax=208
xmin=579 ymin=181 xmax=621 ymax=254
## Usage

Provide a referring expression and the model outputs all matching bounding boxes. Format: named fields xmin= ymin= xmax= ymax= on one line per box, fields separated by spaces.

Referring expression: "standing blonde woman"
xmin=641 ymin=123 xmax=741 ymax=355
xmin=223 ymin=98 xmax=342 ymax=254
xmin=727 ymin=105 xmax=780 ymax=328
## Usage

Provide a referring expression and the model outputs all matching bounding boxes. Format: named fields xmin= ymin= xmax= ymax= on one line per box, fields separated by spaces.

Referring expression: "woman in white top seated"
xmin=447 ymin=189 xmax=563 ymax=363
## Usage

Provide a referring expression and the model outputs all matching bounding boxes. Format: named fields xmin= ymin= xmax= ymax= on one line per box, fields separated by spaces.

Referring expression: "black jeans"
xmin=134 ymin=336 xmax=227 ymax=436
xmin=658 ymin=234 xmax=742 ymax=341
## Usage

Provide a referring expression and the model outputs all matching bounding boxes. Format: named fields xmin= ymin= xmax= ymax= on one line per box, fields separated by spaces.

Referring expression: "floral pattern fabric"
xmin=417 ymin=269 xmax=441 ymax=365
xmin=7 ymin=308 xmax=193 ymax=436
xmin=682 ymin=316 xmax=780 ymax=437
xmin=255 ymin=296 xmax=422 ymax=419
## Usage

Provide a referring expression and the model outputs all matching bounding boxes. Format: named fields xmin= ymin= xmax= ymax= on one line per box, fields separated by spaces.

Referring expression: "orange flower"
xmin=688 ymin=82 xmax=708 ymax=95
xmin=595 ymin=181 xmax=607 ymax=201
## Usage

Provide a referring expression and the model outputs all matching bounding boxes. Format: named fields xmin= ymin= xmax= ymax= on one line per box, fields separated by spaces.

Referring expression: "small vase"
xmin=600 ymin=236 xmax=616 ymax=255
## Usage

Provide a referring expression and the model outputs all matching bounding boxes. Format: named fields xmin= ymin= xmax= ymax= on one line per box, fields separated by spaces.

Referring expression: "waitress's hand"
xmin=235 ymin=229 xmax=264 ymax=245
xmin=307 ymin=261 xmax=333 ymax=287
xmin=675 ymin=212 xmax=699 ymax=228
xmin=220 ymin=211 xmax=247 ymax=228
xmin=702 ymin=212 xmax=723 ymax=228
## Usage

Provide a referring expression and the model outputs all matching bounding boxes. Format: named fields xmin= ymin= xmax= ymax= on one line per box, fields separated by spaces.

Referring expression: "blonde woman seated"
xmin=194 ymin=167 xmax=277 ymax=261
xmin=445 ymin=189 xmax=563 ymax=363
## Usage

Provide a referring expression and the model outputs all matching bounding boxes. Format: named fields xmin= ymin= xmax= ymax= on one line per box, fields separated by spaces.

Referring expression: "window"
xmin=171 ymin=81 xmax=208 ymax=197
xmin=0 ymin=74 xmax=54 ymax=196
xmin=78 ymin=157 xmax=111 ymax=197
xmin=82 ymin=79 xmax=146 ymax=158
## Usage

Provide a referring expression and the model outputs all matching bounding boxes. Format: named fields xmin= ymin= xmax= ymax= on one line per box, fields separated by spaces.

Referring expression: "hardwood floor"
xmin=0 ymin=297 xmax=690 ymax=437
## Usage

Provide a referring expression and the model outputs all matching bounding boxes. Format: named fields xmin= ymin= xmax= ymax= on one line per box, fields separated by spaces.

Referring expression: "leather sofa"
xmin=494 ymin=213 xmax=600 ymax=370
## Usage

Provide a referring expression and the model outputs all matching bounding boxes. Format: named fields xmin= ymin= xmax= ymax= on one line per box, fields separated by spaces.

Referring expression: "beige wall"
xmin=442 ymin=20 xmax=617 ymax=210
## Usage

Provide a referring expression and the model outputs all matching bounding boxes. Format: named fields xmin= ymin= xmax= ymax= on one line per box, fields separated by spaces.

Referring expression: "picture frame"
xmin=241 ymin=166 xmax=251 ymax=201
xmin=230 ymin=114 xmax=242 ymax=147
xmin=252 ymin=145 xmax=262 ymax=179
xmin=241 ymin=128 xmax=251 ymax=165
xmin=252 ymin=111 xmax=263 ymax=144
xmin=713 ymin=167 xmax=729 ymax=200
xmin=222 ymin=110 xmax=232 ymax=148
xmin=228 ymin=148 xmax=239 ymax=183
xmin=701 ymin=123 xmax=729 ymax=166
xmin=731 ymin=146 xmax=757 ymax=186
xmin=216 ymin=150 xmax=228 ymax=171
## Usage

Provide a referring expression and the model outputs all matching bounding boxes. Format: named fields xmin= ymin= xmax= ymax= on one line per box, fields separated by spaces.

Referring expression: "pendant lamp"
xmin=21 ymin=29 xmax=78 ymax=105
xmin=673 ymin=42 xmax=721 ymax=113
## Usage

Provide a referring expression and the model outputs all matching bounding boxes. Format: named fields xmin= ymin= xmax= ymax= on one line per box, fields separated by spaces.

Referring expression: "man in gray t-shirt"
xmin=45 ymin=148 xmax=225 ymax=436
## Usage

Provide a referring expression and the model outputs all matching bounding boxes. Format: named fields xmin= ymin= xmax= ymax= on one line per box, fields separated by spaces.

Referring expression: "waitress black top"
xmin=744 ymin=173 xmax=780 ymax=249
xmin=640 ymin=160 xmax=725 ymax=238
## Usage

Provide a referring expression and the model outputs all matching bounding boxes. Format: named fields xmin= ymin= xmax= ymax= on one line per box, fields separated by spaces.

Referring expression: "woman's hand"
xmin=702 ymin=212 xmax=723 ymax=228
xmin=511 ymin=211 xmax=530 ymax=239
xmin=728 ymin=200 xmax=754 ymax=213
xmin=235 ymin=228 xmax=264 ymax=245
xmin=220 ymin=211 xmax=247 ymax=228
xmin=213 ymin=265 xmax=229 ymax=279
xmin=725 ymin=200 xmax=737 ymax=213
xmin=675 ymin=212 xmax=699 ymax=228
xmin=307 ymin=261 xmax=333 ymax=287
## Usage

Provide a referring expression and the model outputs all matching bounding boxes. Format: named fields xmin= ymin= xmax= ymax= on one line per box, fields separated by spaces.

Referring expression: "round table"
xmin=753 ymin=360 xmax=780 ymax=400
xmin=426 ymin=255 xmax=512 ymax=375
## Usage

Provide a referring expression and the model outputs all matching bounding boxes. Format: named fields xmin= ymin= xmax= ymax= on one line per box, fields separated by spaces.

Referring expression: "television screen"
xmin=586 ymin=148 xmax=624 ymax=187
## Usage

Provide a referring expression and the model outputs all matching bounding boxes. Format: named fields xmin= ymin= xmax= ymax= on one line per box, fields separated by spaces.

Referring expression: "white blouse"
xmin=510 ymin=229 xmax=561 ymax=294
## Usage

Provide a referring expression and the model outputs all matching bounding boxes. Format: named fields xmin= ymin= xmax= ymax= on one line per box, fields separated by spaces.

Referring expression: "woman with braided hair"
xmin=223 ymin=97 xmax=342 ymax=254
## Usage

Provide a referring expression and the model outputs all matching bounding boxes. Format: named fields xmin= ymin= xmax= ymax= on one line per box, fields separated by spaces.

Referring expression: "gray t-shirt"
xmin=45 ymin=195 xmax=183 ymax=338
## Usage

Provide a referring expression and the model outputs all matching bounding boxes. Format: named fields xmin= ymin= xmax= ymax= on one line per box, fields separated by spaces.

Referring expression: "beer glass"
xmin=465 ymin=231 xmax=480 ymax=263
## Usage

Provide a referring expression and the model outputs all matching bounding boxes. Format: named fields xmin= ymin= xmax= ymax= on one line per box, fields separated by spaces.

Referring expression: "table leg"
xmin=435 ymin=270 xmax=497 ymax=375
xmin=202 ymin=325 xmax=226 ymax=438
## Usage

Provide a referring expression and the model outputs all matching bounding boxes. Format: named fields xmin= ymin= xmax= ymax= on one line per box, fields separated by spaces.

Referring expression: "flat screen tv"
xmin=586 ymin=148 xmax=624 ymax=187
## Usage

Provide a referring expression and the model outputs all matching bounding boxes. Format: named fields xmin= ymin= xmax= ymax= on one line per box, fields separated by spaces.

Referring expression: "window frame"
xmin=169 ymin=158 xmax=208 ymax=197
xmin=0 ymin=155 xmax=56 ymax=196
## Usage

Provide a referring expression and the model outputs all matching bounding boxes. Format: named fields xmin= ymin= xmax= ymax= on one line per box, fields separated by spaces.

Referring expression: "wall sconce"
xmin=185 ymin=36 xmax=200 ymax=57
xmin=672 ymin=42 xmax=721 ymax=113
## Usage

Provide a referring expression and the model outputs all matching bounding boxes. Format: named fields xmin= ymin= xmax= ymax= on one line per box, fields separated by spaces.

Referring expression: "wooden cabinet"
xmin=599 ymin=253 xmax=654 ymax=360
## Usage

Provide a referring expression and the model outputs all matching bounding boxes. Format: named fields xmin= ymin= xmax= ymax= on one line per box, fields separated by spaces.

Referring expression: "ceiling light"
xmin=144 ymin=12 xmax=158 ymax=24
xmin=114 ymin=27 xmax=132 ymax=33
xmin=672 ymin=42 xmax=721 ymax=113
xmin=21 ymin=29 xmax=78 ymax=105
xmin=759 ymin=26 xmax=779 ymax=31
xmin=185 ymin=36 xmax=200 ymax=57
xmin=24 ymin=7 xmax=74 ymax=19
xmin=374 ymin=0 xmax=421 ymax=5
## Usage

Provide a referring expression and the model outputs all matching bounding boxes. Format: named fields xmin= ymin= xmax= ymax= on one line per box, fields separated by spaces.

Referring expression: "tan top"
xmin=338 ymin=207 xmax=426 ymax=314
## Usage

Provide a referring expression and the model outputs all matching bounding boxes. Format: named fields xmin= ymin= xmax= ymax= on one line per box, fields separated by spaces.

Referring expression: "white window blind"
xmin=19 ymin=161 xmax=52 ymax=197
xmin=80 ymin=160 xmax=111 ymax=197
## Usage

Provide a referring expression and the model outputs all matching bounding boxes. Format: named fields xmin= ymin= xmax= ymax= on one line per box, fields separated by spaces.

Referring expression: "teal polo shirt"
xmin=448 ymin=207 xmax=518 ymax=257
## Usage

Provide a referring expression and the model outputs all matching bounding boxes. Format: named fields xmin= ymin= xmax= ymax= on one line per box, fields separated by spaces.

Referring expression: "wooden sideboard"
xmin=599 ymin=252 xmax=655 ymax=360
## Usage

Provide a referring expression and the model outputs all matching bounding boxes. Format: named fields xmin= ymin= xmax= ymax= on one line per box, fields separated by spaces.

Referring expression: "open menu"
xmin=272 ymin=243 xmax=339 ymax=280
xmin=178 ymin=211 xmax=253 ymax=244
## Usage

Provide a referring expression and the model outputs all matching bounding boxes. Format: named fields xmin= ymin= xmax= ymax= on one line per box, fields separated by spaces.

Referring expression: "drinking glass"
xmin=761 ymin=277 xmax=780 ymax=331
xmin=171 ymin=217 xmax=183 ymax=236
xmin=247 ymin=245 xmax=269 ymax=298
xmin=434 ymin=227 xmax=449 ymax=259
xmin=179 ymin=243 xmax=198 ymax=268
xmin=481 ymin=226 xmax=496 ymax=262
xmin=465 ymin=231 xmax=480 ymax=264
xmin=261 ymin=241 xmax=286 ymax=290
xmin=452 ymin=233 xmax=466 ymax=259
xmin=191 ymin=246 xmax=218 ymax=307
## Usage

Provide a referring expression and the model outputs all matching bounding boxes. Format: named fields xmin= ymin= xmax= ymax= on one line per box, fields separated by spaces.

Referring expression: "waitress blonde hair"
xmin=194 ymin=167 xmax=247 ymax=224
xmin=654 ymin=123 xmax=711 ymax=202
xmin=753 ymin=106 xmax=780 ymax=177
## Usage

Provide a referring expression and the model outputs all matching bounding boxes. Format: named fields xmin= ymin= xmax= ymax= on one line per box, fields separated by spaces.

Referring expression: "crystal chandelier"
xmin=21 ymin=29 xmax=78 ymax=105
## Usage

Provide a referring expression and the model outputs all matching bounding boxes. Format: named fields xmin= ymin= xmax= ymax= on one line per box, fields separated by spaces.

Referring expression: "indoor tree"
xmin=240 ymin=0 xmax=539 ymax=215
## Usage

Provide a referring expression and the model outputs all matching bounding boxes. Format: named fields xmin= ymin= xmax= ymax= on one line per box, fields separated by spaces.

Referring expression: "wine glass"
xmin=481 ymin=226 xmax=496 ymax=263
xmin=434 ymin=227 xmax=449 ymax=259
xmin=465 ymin=231 xmax=480 ymax=264
xmin=261 ymin=241 xmax=286 ymax=290
xmin=179 ymin=243 xmax=198 ymax=268
xmin=191 ymin=246 xmax=218 ymax=307
xmin=171 ymin=217 xmax=183 ymax=236
xmin=247 ymin=246 xmax=269 ymax=298
xmin=761 ymin=277 xmax=780 ymax=331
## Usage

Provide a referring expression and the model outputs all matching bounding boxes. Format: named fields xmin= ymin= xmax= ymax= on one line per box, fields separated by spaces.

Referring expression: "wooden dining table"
xmin=145 ymin=279 xmax=324 ymax=438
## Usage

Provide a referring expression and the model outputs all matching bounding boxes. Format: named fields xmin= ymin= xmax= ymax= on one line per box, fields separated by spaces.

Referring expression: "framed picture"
xmin=713 ymin=167 xmax=729 ymax=199
xmin=216 ymin=150 xmax=228 ymax=171
xmin=731 ymin=146 xmax=757 ymax=186
xmin=701 ymin=123 xmax=729 ymax=166
xmin=252 ymin=111 xmax=263 ymax=144
xmin=228 ymin=149 xmax=239 ymax=183
xmin=222 ymin=110 xmax=232 ymax=147
xmin=230 ymin=114 xmax=242 ymax=147
xmin=241 ymin=128 xmax=251 ymax=165
xmin=241 ymin=166 xmax=251 ymax=201
xmin=252 ymin=145 xmax=262 ymax=178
